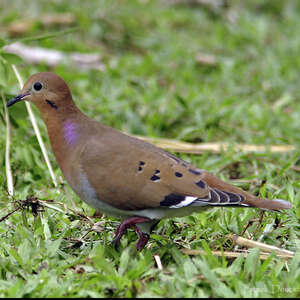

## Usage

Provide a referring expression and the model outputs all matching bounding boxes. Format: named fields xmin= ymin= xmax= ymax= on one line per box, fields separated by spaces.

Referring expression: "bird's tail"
xmin=243 ymin=197 xmax=292 ymax=210
xmin=199 ymin=171 xmax=292 ymax=211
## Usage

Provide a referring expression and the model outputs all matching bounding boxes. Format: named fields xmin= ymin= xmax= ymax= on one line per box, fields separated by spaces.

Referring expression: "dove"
xmin=7 ymin=72 xmax=292 ymax=250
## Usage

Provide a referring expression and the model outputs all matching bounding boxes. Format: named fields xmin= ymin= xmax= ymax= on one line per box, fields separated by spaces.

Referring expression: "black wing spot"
xmin=150 ymin=175 xmax=160 ymax=181
xmin=160 ymin=193 xmax=185 ymax=206
xmin=150 ymin=170 xmax=160 ymax=181
xmin=196 ymin=180 xmax=206 ymax=189
xmin=138 ymin=161 xmax=146 ymax=172
xmin=175 ymin=172 xmax=183 ymax=178
xmin=188 ymin=168 xmax=202 ymax=175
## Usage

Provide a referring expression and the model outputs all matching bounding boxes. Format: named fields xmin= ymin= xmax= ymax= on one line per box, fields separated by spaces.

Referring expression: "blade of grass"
xmin=11 ymin=64 xmax=57 ymax=187
xmin=8 ymin=27 xmax=79 ymax=44
xmin=2 ymin=92 xmax=14 ymax=196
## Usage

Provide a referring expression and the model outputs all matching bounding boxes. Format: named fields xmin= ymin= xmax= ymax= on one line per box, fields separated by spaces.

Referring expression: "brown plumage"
xmin=7 ymin=72 xmax=292 ymax=250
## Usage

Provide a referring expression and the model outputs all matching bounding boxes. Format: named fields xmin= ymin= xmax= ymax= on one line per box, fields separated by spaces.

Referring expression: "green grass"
xmin=0 ymin=0 xmax=299 ymax=297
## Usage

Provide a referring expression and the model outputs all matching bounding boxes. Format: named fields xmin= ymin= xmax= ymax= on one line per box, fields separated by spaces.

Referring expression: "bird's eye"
xmin=33 ymin=82 xmax=43 ymax=91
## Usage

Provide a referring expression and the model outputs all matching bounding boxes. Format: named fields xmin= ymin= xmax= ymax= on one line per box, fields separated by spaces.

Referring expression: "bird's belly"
xmin=68 ymin=171 xmax=131 ymax=218
xmin=67 ymin=171 xmax=208 ymax=221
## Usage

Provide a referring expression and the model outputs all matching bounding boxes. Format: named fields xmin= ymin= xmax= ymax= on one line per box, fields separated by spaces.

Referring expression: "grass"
xmin=0 ymin=0 xmax=299 ymax=297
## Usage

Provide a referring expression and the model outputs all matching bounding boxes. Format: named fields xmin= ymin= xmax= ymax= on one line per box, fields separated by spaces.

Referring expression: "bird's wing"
xmin=80 ymin=128 xmax=247 ymax=211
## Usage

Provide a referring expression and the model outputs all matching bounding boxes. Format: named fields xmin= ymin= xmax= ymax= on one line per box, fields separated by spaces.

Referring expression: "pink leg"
xmin=132 ymin=225 xmax=150 ymax=251
xmin=113 ymin=216 xmax=151 ymax=251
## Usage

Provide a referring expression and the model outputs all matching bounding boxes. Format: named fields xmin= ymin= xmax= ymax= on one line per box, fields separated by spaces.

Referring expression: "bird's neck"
xmin=39 ymin=103 xmax=91 ymax=172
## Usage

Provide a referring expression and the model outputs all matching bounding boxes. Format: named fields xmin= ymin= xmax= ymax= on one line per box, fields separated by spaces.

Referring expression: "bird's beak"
xmin=7 ymin=92 xmax=31 ymax=107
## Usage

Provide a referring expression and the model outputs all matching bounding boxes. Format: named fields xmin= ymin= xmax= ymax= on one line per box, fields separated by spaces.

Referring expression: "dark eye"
xmin=33 ymin=82 xmax=43 ymax=91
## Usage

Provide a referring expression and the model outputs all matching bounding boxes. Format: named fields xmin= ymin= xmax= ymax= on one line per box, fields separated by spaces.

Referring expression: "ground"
xmin=0 ymin=0 xmax=299 ymax=297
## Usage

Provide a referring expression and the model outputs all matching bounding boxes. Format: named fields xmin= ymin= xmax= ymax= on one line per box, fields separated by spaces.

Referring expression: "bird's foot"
xmin=132 ymin=225 xmax=150 ymax=251
xmin=113 ymin=216 xmax=151 ymax=251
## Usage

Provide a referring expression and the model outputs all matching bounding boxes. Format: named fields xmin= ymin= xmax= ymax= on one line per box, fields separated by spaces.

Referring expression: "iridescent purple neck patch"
xmin=63 ymin=120 xmax=79 ymax=145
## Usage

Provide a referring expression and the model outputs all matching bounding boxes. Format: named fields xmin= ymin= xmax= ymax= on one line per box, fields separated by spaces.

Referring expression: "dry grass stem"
xmin=291 ymin=165 xmax=300 ymax=172
xmin=154 ymin=254 xmax=163 ymax=270
xmin=165 ymin=0 xmax=226 ymax=10
xmin=229 ymin=234 xmax=294 ymax=257
xmin=5 ymin=43 xmax=105 ymax=71
xmin=11 ymin=64 xmax=58 ymax=187
xmin=2 ymin=92 xmax=14 ymax=196
xmin=195 ymin=52 xmax=217 ymax=66
xmin=7 ymin=13 xmax=76 ymax=36
xmin=133 ymin=135 xmax=296 ymax=154
xmin=181 ymin=249 xmax=293 ymax=260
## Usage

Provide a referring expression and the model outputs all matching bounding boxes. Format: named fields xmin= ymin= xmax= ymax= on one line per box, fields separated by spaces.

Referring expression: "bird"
xmin=7 ymin=72 xmax=292 ymax=251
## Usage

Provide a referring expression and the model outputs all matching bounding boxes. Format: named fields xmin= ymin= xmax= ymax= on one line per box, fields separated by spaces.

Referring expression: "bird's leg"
xmin=132 ymin=225 xmax=150 ymax=251
xmin=113 ymin=216 xmax=151 ymax=250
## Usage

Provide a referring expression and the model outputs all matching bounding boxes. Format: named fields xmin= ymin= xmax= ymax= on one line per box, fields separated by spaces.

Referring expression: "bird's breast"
xmin=63 ymin=120 xmax=79 ymax=146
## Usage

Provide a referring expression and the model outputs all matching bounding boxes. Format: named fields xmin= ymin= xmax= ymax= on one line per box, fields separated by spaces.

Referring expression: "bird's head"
xmin=7 ymin=72 xmax=73 ymax=111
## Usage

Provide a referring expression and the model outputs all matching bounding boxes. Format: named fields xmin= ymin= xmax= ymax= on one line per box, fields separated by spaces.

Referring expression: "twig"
xmin=0 ymin=206 xmax=23 ymax=223
xmin=41 ymin=199 xmax=94 ymax=224
xmin=8 ymin=13 xmax=76 ymax=36
xmin=253 ymin=211 xmax=265 ymax=238
xmin=132 ymin=135 xmax=296 ymax=154
xmin=229 ymin=234 xmax=294 ymax=257
xmin=257 ymin=219 xmax=274 ymax=243
xmin=11 ymin=64 xmax=57 ymax=187
xmin=165 ymin=0 xmax=226 ymax=10
xmin=5 ymin=43 xmax=105 ymax=71
xmin=181 ymin=249 xmax=293 ymax=260
xmin=154 ymin=254 xmax=163 ymax=270
xmin=2 ymin=92 xmax=14 ymax=196
xmin=0 ymin=196 xmax=42 ymax=223
xmin=0 ymin=196 xmax=93 ymax=227
xmin=195 ymin=52 xmax=217 ymax=66
xmin=291 ymin=165 xmax=300 ymax=172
